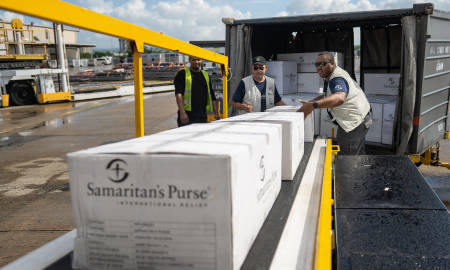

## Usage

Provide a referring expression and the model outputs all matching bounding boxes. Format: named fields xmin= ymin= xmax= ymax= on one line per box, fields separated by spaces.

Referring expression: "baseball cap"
xmin=252 ymin=56 xmax=266 ymax=65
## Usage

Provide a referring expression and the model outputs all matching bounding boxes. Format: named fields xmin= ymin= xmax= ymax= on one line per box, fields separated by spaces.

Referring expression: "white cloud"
xmin=78 ymin=0 xmax=115 ymax=15
xmin=284 ymin=0 xmax=449 ymax=16
xmin=1 ymin=11 xmax=24 ymax=23
xmin=276 ymin=11 xmax=290 ymax=17
xmin=378 ymin=0 xmax=450 ymax=11
xmin=286 ymin=0 xmax=377 ymax=15
xmin=76 ymin=0 xmax=251 ymax=47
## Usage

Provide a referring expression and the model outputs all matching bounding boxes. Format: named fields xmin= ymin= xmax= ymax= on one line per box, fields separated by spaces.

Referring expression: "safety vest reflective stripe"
xmin=183 ymin=68 xmax=213 ymax=113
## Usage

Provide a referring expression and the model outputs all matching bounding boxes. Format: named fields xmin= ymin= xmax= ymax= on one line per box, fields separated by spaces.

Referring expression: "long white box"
xmin=320 ymin=109 xmax=338 ymax=138
xmin=297 ymin=73 xmax=324 ymax=93
xmin=266 ymin=105 xmax=314 ymax=143
xmin=277 ymin=51 xmax=344 ymax=72
xmin=67 ymin=123 xmax=282 ymax=270
xmin=219 ymin=112 xmax=304 ymax=181
xmin=282 ymin=93 xmax=321 ymax=136
xmin=266 ymin=61 xmax=298 ymax=95
xmin=364 ymin=73 xmax=400 ymax=95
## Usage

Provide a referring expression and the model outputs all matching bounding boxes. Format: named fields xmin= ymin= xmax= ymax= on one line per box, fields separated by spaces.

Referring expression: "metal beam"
xmin=189 ymin=40 xmax=225 ymax=48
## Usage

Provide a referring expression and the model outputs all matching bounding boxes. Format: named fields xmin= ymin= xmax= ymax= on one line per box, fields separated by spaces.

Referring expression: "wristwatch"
xmin=313 ymin=101 xmax=318 ymax=109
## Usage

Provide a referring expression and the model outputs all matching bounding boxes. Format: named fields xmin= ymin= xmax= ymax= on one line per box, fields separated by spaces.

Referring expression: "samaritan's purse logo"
xmin=259 ymin=155 xmax=265 ymax=182
xmin=106 ymin=159 xmax=129 ymax=183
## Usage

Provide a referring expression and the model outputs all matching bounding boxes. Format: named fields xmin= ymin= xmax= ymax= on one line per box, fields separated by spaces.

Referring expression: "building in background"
xmin=0 ymin=18 xmax=95 ymax=67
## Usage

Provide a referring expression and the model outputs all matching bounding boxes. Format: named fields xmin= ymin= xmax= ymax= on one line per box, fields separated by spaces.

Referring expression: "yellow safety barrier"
xmin=315 ymin=140 xmax=340 ymax=270
xmin=38 ymin=92 xmax=72 ymax=104
xmin=1 ymin=94 xmax=10 ymax=107
xmin=0 ymin=0 xmax=229 ymax=137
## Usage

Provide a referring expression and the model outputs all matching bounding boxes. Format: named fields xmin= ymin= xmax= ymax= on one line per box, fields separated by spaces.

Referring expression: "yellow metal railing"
xmin=0 ymin=0 xmax=229 ymax=137
xmin=315 ymin=139 xmax=339 ymax=270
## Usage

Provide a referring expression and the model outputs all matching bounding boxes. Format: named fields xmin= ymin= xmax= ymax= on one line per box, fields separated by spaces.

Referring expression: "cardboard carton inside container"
xmin=364 ymin=73 xmax=400 ymax=95
xmin=382 ymin=100 xmax=397 ymax=145
xmin=297 ymin=73 xmax=324 ymax=93
xmin=366 ymin=101 xmax=383 ymax=143
xmin=366 ymin=95 xmax=397 ymax=145
xmin=277 ymin=51 xmax=344 ymax=72
xmin=67 ymin=123 xmax=282 ymax=270
xmin=218 ymin=112 xmax=304 ymax=181
xmin=266 ymin=61 xmax=298 ymax=95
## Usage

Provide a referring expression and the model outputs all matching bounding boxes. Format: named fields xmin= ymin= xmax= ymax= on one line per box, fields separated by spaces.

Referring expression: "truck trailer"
xmin=224 ymin=3 xmax=450 ymax=155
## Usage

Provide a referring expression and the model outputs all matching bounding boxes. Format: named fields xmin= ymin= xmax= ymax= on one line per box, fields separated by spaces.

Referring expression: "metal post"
xmin=55 ymin=24 xmax=68 ymax=93
xmin=14 ymin=31 xmax=25 ymax=54
xmin=221 ymin=63 xmax=228 ymax=118
xmin=131 ymin=40 xmax=144 ymax=137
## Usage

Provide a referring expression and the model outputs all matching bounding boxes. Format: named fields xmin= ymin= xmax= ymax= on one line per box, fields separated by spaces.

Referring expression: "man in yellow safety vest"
xmin=174 ymin=56 xmax=220 ymax=126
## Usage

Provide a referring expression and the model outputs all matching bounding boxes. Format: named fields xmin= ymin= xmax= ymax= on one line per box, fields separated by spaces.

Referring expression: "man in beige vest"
xmin=297 ymin=53 xmax=372 ymax=155
xmin=231 ymin=56 xmax=285 ymax=115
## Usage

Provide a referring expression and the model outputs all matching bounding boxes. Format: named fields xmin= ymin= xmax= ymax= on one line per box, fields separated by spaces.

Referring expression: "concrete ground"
xmin=417 ymin=138 xmax=450 ymax=208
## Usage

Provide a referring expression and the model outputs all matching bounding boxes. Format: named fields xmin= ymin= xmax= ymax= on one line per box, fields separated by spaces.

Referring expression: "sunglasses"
xmin=253 ymin=65 xmax=265 ymax=71
xmin=314 ymin=61 xmax=329 ymax=67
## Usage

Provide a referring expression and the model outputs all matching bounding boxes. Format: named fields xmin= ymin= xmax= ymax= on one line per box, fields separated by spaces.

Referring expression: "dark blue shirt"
xmin=324 ymin=77 xmax=349 ymax=95
xmin=232 ymin=79 xmax=282 ymax=111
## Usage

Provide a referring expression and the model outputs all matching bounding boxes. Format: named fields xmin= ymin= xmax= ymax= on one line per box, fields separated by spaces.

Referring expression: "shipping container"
xmin=224 ymin=3 xmax=450 ymax=154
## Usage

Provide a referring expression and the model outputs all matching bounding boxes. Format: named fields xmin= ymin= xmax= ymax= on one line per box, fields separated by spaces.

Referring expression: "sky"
xmin=1 ymin=0 xmax=450 ymax=50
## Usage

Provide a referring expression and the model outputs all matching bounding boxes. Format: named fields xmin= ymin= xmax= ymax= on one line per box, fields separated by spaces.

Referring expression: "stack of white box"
xmin=266 ymin=61 xmax=297 ymax=95
xmin=364 ymin=73 xmax=399 ymax=145
xmin=277 ymin=51 xmax=343 ymax=93
xmin=67 ymin=121 xmax=283 ymax=270
xmin=219 ymin=112 xmax=304 ymax=181
xmin=366 ymin=95 xmax=397 ymax=145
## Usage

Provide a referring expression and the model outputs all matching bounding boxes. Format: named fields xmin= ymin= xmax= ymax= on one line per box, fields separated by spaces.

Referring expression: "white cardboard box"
xmin=277 ymin=51 xmax=344 ymax=72
xmin=266 ymin=105 xmax=314 ymax=143
xmin=297 ymin=73 xmax=324 ymax=93
xmin=266 ymin=61 xmax=298 ymax=95
xmin=366 ymin=95 xmax=397 ymax=145
xmin=382 ymin=100 xmax=397 ymax=145
xmin=366 ymin=102 xmax=383 ymax=143
xmin=282 ymin=93 xmax=321 ymax=135
xmin=364 ymin=73 xmax=400 ymax=95
xmin=219 ymin=112 xmax=304 ymax=181
xmin=67 ymin=124 xmax=282 ymax=270
xmin=320 ymin=109 xmax=338 ymax=138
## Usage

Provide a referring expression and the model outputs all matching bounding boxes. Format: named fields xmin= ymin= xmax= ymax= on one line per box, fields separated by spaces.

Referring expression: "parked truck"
xmin=223 ymin=2 xmax=450 ymax=155
xmin=0 ymin=68 xmax=71 ymax=106
xmin=0 ymin=19 xmax=71 ymax=107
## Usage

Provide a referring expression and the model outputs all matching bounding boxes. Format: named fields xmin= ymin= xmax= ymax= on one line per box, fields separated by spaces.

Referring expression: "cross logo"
xmin=106 ymin=159 xmax=129 ymax=183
